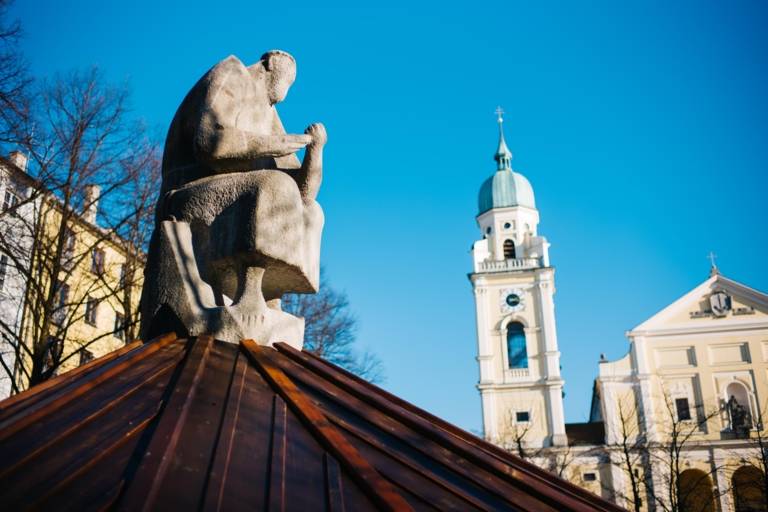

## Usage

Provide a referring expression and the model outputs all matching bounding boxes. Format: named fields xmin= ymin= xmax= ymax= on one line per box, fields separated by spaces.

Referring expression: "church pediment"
xmin=629 ymin=274 xmax=768 ymax=334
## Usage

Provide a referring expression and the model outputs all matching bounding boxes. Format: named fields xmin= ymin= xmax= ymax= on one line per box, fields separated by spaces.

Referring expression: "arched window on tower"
xmin=503 ymin=239 xmax=516 ymax=259
xmin=506 ymin=322 xmax=528 ymax=369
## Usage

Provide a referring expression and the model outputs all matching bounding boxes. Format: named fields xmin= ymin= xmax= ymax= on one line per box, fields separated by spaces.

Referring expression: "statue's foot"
xmin=214 ymin=303 xmax=304 ymax=349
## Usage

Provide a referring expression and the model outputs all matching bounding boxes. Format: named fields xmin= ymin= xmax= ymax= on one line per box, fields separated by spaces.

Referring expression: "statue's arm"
xmin=294 ymin=123 xmax=326 ymax=202
xmin=195 ymin=122 xmax=311 ymax=163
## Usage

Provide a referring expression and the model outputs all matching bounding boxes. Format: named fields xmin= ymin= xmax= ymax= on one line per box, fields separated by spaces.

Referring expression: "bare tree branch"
xmin=282 ymin=270 xmax=384 ymax=383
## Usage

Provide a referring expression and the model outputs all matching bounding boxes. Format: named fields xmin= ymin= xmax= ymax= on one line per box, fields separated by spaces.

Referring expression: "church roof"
xmin=628 ymin=272 xmax=768 ymax=335
xmin=478 ymin=113 xmax=536 ymax=214
xmin=565 ymin=421 xmax=606 ymax=446
xmin=0 ymin=334 xmax=621 ymax=511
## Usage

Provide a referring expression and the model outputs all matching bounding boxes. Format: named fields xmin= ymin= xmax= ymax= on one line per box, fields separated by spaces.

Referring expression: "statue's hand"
xmin=267 ymin=134 xmax=312 ymax=156
xmin=305 ymin=123 xmax=327 ymax=148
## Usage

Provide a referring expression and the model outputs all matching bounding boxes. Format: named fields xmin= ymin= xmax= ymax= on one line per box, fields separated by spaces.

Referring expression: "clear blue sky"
xmin=13 ymin=1 xmax=768 ymax=432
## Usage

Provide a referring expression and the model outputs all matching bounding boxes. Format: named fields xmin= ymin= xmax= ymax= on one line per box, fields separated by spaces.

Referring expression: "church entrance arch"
xmin=678 ymin=469 xmax=715 ymax=512
xmin=732 ymin=466 xmax=767 ymax=512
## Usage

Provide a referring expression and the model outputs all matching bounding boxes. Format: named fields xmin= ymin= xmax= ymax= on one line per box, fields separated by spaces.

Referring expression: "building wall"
xmin=0 ymin=154 xmax=142 ymax=396
xmin=471 ymin=197 xmax=567 ymax=449
xmin=586 ymin=273 xmax=768 ymax=511
xmin=0 ymin=159 xmax=38 ymax=397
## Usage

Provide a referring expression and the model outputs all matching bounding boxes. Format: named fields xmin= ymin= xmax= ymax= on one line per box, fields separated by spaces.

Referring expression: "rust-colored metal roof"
xmin=0 ymin=334 xmax=624 ymax=511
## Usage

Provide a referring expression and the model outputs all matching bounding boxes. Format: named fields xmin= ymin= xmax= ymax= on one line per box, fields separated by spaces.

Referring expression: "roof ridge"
xmin=273 ymin=342 xmax=622 ymax=511
xmin=242 ymin=340 xmax=413 ymax=512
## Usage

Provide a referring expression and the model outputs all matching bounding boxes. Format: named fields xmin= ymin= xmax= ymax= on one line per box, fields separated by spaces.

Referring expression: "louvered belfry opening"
xmin=503 ymin=239 xmax=516 ymax=259
xmin=0 ymin=333 xmax=623 ymax=511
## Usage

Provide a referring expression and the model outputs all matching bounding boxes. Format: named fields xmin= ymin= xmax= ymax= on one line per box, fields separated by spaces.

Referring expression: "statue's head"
xmin=261 ymin=50 xmax=296 ymax=105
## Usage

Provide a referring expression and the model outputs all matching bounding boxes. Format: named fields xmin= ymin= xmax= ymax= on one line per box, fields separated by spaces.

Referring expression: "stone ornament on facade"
xmin=710 ymin=291 xmax=730 ymax=317
xmin=139 ymin=51 xmax=325 ymax=348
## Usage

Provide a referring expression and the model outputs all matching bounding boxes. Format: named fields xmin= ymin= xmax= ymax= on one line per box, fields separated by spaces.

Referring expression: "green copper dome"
xmin=478 ymin=111 xmax=536 ymax=214
xmin=478 ymin=169 xmax=536 ymax=214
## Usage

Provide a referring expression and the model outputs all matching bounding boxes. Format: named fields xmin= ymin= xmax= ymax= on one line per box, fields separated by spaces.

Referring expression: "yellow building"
xmin=0 ymin=153 xmax=141 ymax=395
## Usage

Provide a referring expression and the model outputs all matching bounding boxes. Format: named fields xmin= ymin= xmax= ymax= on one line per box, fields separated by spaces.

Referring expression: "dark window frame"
xmin=85 ymin=297 xmax=99 ymax=326
xmin=676 ymin=397 xmax=692 ymax=421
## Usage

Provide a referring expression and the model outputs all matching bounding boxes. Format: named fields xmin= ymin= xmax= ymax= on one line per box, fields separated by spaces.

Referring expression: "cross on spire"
xmin=495 ymin=106 xmax=504 ymax=124
xmin=493 ymin=106 xmax=512 ymax=170
xmin=708 ymin=251 xmax=719 ymax=276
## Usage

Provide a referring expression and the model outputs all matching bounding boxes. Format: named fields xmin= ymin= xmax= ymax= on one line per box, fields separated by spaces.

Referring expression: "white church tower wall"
xmin=469 ymin=110 xmax=567 ymax=449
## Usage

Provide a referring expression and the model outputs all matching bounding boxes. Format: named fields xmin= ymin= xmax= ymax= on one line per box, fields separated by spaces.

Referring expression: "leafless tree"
xmin=0 ymin=68 xmax=156 ymax=391
xmin=497 ymin=407 xmax=538 ymax=459
xmin=0 ymin=0 xmax=31 ymax=149
xmin=496 ymin=408 xmax=576 ymax=479
xmin=547 ymin=443 xmax=576 ymax=479
xmin=282 ymin=271 xmax=384 ymax=383
xmin=602 ymin=394 xmax=649 ymax=512
xmin=647 ymin=392 xmax=725 ymax=512
xmin=93 ymin=140 xmax=160 ymax=343
xmin=725 ymin=399 xmax=768 ymax=512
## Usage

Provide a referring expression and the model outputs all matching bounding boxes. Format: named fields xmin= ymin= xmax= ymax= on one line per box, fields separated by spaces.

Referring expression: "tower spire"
xmin=494 ymin=106 xmax=512 ymax=171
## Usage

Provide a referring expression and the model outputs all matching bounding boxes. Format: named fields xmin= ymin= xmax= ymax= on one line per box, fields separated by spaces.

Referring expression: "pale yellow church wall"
xmin=493 ymin=390 xmax=549 ymax=446
xmin=641 ymin=328 xmax=768 ymax=441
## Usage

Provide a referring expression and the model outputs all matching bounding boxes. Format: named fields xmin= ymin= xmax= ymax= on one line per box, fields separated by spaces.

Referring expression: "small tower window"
xmin=503 ymin=239 xmax=516 ymax=259
xmin=485 ymin=226 xmax=492 ymax=235
xmin=503 ymin=222 xmax=511 ymax=229
xmin=506 ymin=322 xmax=528 ymax=369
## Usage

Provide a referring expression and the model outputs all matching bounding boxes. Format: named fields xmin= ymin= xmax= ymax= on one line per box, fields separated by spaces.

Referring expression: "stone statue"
xmin=139 ymin=50 xmax=325 ymax=348
xmin=726 ymin=395 xmax=751 ymax=437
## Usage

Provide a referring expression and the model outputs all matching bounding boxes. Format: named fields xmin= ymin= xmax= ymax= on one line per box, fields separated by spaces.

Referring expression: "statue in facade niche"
xmin=139 ymin=50 xmax=325 ymax=348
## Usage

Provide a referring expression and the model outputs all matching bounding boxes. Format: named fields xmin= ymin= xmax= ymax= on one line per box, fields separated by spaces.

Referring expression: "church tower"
xmin=469 ymin=110 xmax=567 ymax=448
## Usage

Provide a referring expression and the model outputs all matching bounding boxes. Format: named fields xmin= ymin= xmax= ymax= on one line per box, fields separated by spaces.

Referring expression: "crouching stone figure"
xmin=139 ymin=50 xmax=325 ymax=348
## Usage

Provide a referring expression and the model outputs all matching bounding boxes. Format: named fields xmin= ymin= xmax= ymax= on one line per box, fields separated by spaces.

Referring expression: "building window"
xmin=79 ymin=349 xmax=94 ymax=366
xmin=675 ymin=397 xmax=691 ymax=421
xmin=53 ymin=283 xmax=69 ymax=325
xmin=114 ymin=312 xmax=125 ymax=340
xmin=44 ymin=336 xmax=64 ymax=374
xmin=85 ymin=297 xmax=99 ymax=326
xmin=485 ymin=226 xmax=492 ymax=235
xmin=583 ymin=473 xmax=597 ymax=482
xmin=515 ymin=411 xmax=530 ymax=423
xmin=503 ymin=239 xmax=516 ymax=259
xmin=507 ymin=322 xmax=528 ymax=369
xmin=3 ymin=189 xmax=18 ymax=211
xmin=63 ymin=228 xmax=76 ymax=253
xmin=91 ymin=249 xmax=105 ymax=274
xmin=0 ymin=253 xmax=8 ymax=291
xmin=503 ymin=222 xmax=511 ymax=229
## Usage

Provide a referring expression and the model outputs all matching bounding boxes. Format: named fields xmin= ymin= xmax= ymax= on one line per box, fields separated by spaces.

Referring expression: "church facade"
xmin=469 ymin=115 xmax=768 ymax=511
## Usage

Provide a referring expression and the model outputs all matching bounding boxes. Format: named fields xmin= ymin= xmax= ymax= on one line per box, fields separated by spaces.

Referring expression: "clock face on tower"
xmin=500 ymin=288 xmax=525 ymax=313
